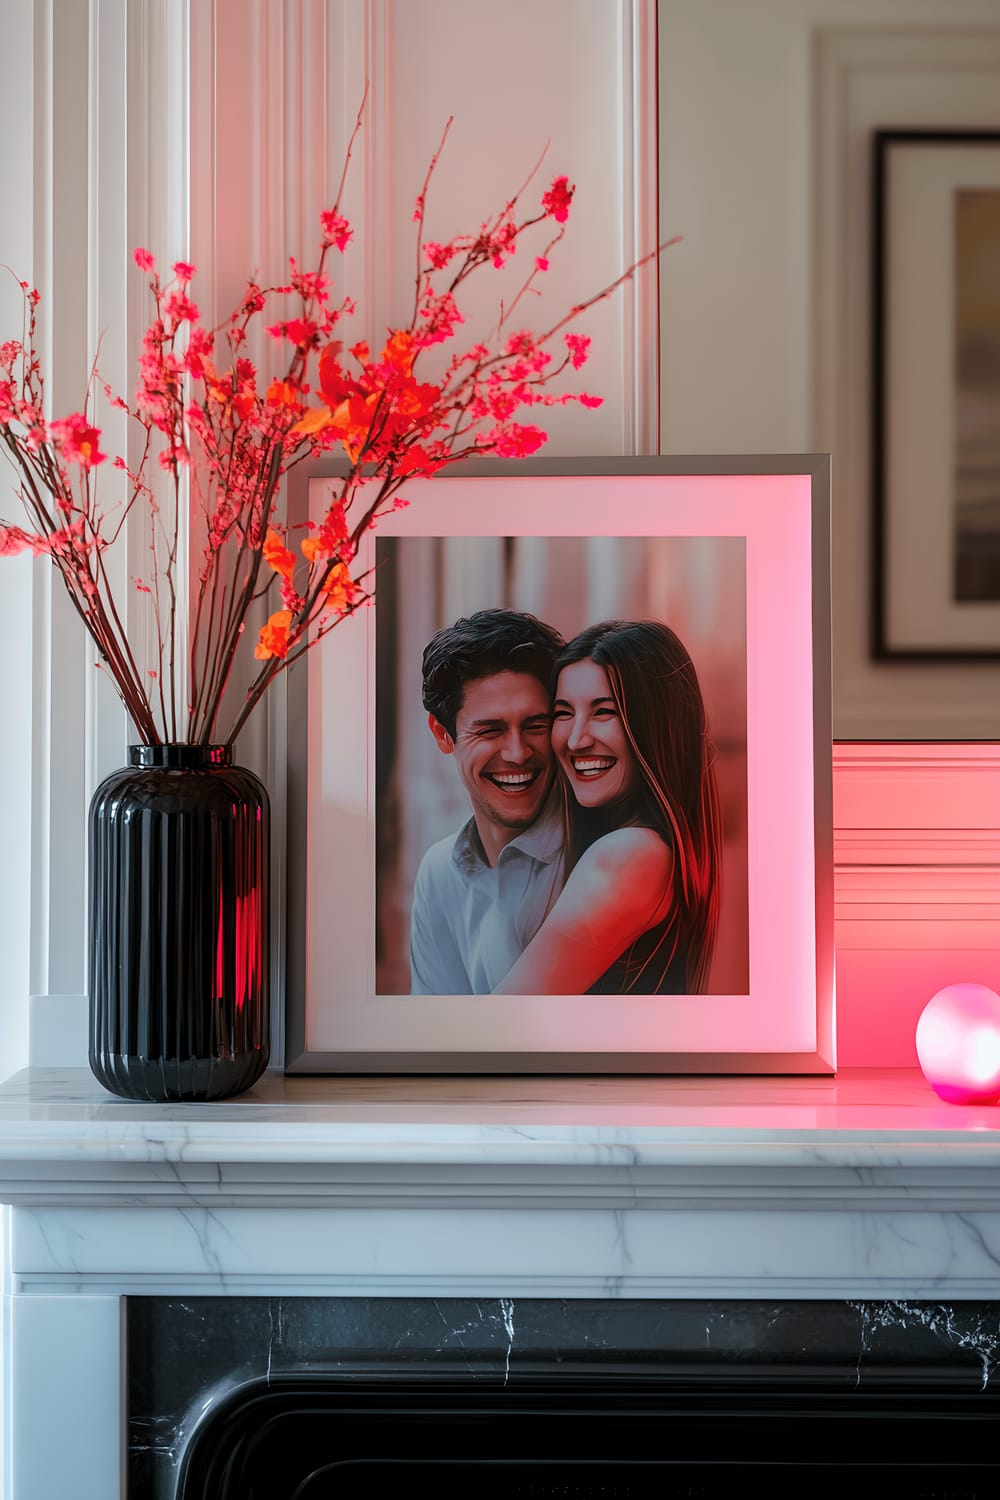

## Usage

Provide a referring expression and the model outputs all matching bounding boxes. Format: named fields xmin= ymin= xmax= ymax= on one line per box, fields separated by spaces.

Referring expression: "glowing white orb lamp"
xmin=915 ymin=982 xmax=1000 ymax=1105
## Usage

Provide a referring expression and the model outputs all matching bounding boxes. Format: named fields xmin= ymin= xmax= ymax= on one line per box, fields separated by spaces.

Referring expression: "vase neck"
xmin=128 ymin=744 xmax=232 ymax=770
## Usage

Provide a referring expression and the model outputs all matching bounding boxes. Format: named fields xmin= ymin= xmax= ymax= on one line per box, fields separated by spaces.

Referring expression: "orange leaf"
xmin=254 ymin=609 xmax=293 ymax=660
xmin=262 ymin=528 xmax=296 ymax=580
xmin=288 ymin=405 xmax=333 ymax=439
xmin=380 ymin=328 xmax=415 ymax=375
xmin=266 ymin=378 xmax=301 ymax=409
xmin=321 ymin=561 xmax=362 ymax=614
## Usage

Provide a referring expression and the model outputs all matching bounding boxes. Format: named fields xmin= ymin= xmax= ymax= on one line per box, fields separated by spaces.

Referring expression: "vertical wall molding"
xmin=11 ymin=0 xmax=191 ymax=1062
xmin=623 ymin=0 xmax=660 ymax=455
xmin=158 ymin=0 xmax=660 ymax=610
xmin=0 ymin=0 xmax=37 ymax=1076
xmin=30 ymin=0 xmax=89 ymax=1004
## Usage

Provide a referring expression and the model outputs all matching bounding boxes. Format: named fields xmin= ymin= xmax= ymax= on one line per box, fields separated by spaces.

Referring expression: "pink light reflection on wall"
xmin=832 ymin=744 xmax=1000 ymax=1069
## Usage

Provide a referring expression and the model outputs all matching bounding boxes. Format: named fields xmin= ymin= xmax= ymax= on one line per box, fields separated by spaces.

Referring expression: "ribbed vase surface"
xmin=88 ymin=744 xmax=269 ymax=1101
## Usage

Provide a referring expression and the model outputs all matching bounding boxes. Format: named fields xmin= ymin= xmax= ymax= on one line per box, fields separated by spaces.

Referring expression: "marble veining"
xmin=426 ymin=1297 xmax=519 ymax=1383
xmin=852 ymin=1300 xmax=1000 ymax=1390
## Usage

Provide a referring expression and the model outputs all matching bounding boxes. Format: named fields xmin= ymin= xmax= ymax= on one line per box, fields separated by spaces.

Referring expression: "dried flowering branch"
xmin=0 ymin=109 xmax=678 ymax=749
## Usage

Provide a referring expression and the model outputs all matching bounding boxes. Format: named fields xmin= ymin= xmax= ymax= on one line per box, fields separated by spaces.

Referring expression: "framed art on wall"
xmin=873 ymin=129 xmax=1000 ymax=660
xmin=284 ymin=456 xmax=834 ymax=1074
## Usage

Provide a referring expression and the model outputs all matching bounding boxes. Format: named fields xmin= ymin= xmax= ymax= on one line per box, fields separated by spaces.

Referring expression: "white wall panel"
xmin=0 ymin=1 xmax=189 ymax=1070
xmin=191 ymin=0 xmax=658 ymax=456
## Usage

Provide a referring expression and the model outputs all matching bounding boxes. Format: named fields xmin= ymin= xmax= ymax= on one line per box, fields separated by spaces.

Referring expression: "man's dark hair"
xmin=421 ymin=608 xmax=564 ymax=737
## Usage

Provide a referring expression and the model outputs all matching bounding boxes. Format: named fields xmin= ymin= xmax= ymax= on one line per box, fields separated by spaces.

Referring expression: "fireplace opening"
xmin=176 ymin=1373 xmax=1000 ymax=1499
xmin=128 ymin=1298 xmax=1000 ymax=1500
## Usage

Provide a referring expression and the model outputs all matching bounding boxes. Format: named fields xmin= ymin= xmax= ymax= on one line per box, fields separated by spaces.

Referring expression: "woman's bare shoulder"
xmin=575 ymin=826 xmax=672 ymax=882
xmin=562 ymin=829 xmax=673 ymax=929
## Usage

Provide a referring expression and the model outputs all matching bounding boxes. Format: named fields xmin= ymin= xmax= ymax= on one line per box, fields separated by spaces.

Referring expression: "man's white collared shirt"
xmin=408 ymin=796 xmax=564 ymax=994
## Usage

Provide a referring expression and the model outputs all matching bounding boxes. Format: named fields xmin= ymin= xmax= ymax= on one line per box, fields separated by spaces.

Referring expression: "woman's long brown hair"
xmin=554 ymin=620 xmax=722 ymax=993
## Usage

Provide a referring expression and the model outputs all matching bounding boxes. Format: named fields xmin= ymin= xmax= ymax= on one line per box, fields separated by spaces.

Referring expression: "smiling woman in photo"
xmin=494 ymin=619 xmax=722 ymax=996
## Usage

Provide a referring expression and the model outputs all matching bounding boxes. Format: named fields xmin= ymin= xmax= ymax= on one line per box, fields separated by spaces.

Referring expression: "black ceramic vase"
xmin=88 ymin=744 xmax=270 ymax=1102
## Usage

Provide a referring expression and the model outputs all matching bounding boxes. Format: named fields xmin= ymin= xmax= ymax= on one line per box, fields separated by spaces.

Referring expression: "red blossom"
xmin=102 ymin=383 xmax=129 ymax=411
xmin=564 ymin=332 xmax=591 ymax=369
xmin=505 ymin=331 xmax=535 ymax=356
xmin=184 ymin=327 xmax=215 ymax=377
xmin=317 ymin=344 xmax=348 ymax=406
xmin=320 ymin=211 xmax=352 ymax=251
xmin=134 ymin=247 xmax=156 ymax=271
xmin=301 ymin=503 xmax=349 ymax=562
xmin=289 ymin=263 xmax=330 ymax=303
xmin=164 ymin=290 xmax=199 ymax=326
xmin=418 ymin=290 xmax=464 ymax=346
xmin=239 ymin=284 xmax=266 ymax=316
xmin=489 ymin=218 xmax=518 ymax=268
xmin=30 ymin=517 xmax=90 ymax=559
xmin=541 ymin=176 xmax=574 ymax=223
xmin=0 ymin=524 xmax=41 ymax=556
xmin=393 ymin=446 xmax=444 ymax=478
xmin=158 ymin=444 xmax=190 ymax=469
xmin=50 ymin=412 xmax=106 ymax=468
xmin=172 ymin=261 xmax=196 ymax=283
xmin=423 ymin=242 xmax=455 ymax=271
xmin=478 ymin=422 xmax=547 ymax=458
xmin=266 ymin=317 xmax=319 ymax=348
xmin=279 ymin=578 xmax=305 ymax=613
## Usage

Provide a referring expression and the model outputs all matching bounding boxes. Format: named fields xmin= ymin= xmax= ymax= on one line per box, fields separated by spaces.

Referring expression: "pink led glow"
xmin=915 ymin=982 xmax=1000 ymax=1105
xmin=216 ymin=886 xmax=260 ymax=1013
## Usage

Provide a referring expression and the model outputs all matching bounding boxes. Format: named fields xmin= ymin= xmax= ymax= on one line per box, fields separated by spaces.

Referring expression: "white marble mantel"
xmin=4 ymin=1067 xmax=1000 ymax=1291
xmin=3 ymin=1065 xmax=1000 ymax=1498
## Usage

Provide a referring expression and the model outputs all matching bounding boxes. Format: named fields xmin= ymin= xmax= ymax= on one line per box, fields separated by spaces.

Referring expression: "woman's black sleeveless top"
xmin=587 ymin=917 xmax=688 ymax=994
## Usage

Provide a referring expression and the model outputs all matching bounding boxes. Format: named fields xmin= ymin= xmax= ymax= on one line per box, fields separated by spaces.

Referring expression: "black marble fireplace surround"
xmin=130 ymin=1297 xmax=1000 ymax=1497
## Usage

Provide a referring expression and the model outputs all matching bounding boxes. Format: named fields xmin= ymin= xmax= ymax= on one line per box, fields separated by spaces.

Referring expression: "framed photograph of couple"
xmin=284 ymin=456 xmax=834 ymax=1074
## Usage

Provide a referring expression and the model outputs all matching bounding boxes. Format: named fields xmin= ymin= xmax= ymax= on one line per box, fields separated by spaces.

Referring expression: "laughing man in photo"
xmin=409 ymin=608 xmax=565 ymax=994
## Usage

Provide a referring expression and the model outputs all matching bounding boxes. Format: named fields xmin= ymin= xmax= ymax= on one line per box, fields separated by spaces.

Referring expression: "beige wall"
xmin=658 ymin=0 xmax=1000 ymax=739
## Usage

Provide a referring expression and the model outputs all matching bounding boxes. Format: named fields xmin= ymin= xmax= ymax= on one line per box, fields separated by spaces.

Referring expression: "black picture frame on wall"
xmin=872 ymin=128 xmax=1000 ymax=661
